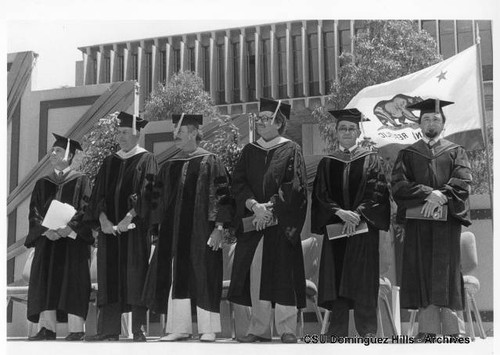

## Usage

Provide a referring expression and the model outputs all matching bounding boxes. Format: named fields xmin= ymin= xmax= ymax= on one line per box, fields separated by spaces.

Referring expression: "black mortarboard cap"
xmin=172 ymin=114 xmax=203 ymax=127
xmin=117 ymin=111 xmax=148 ymax=130
xmin=52 ymin=133 xmax=82 ymax=161
xmin=259 ymin=98 xmax=291 ymax=120
xmin=329 ymin=108 xmax=368 ymax=125
xmin=406 ymin=98 xmax=454 ymax=118
xmin=52 ymin=133 xmax=83 ymax=153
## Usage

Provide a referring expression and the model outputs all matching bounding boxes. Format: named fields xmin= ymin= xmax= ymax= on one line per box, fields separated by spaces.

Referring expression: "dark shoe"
xmin=65 ymin=332 xmax=85 ymax=341
xmin=280 ymin=333 xmax=297 ymax=343
xmin=236 ymin=334 xmax=272 ymax=343
xmin=28 ymin=327 xmax=56 ymax=341
xmin=84 ymin=333 xmax=119 ymax=341
xmin=133 ymin=331 xmax=147 ymax=342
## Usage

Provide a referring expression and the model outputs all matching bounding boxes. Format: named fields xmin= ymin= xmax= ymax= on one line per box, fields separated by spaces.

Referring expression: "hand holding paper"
xmin=42 ymin=200 xmax=77 ymax=230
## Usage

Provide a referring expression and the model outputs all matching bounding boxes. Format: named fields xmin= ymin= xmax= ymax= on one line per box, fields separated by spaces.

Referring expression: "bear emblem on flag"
xmin=373 ymin=94 xmax=423 ymax=128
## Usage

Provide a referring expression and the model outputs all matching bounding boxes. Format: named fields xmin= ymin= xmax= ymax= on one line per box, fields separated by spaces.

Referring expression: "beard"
xmin=424 ymin=129 xmax=438 ymax=139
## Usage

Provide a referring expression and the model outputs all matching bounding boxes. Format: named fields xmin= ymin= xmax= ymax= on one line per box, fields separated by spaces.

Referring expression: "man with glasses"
xmin=311 ymin=108 xmax=390 ymax=338
xmin=228 ymin=98 xmax=308 ymax=343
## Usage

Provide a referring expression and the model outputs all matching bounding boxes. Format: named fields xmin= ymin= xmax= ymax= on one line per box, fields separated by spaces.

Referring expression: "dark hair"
xmin=275 ymin=111 xmax=287 ymax=135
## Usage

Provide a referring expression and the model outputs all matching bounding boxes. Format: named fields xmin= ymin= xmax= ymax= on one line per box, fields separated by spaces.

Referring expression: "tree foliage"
xmin=313 ymin=20 xmax=442 ymax=152
xmin=79 ymin=114 xmax=120 ymax=186
xmin=199 ymin=115 xmax=243 ymax=175
xmin=467 ymin=124 xmax=493 ymax=194
xmin=144 ymin=71 xmax=219 ymax=122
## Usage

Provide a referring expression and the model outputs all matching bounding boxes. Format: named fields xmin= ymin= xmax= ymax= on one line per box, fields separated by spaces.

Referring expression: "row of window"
xmin=90 ymin=20 xmax=493 ymax=105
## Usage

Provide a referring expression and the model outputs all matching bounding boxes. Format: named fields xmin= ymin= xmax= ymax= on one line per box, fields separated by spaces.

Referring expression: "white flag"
xmin=348 ymin=44 xmax=484 ymax=151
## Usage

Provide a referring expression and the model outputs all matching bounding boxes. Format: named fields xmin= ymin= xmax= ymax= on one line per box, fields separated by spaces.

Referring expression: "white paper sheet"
xmin=42 ymin=200 xmax=77 ymax=230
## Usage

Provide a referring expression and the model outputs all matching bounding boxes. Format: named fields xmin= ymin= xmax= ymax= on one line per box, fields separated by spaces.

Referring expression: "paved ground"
xmin=6 ymin=336 xmax=495 ymax=355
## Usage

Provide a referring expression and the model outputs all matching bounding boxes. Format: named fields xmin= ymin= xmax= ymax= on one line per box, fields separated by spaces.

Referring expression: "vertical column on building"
xmin=239 ymin=28 xmax=247 ymax=103
xmin=180 ymin=35 xmax=187 ymax=72
xmin=286 ymin=22 xmax=293 ymax=98
xmin=123 ymin=43 xmax=132 ymax=81
xmin=138 ymin=41 xmax=148 ymax=109
xmin=96 ymin=46 xmax=103 ymax=84
xmin=83 ymin=47 xmax=94 ymax=85
xmin=209 ymin=32 xmax=217 ymax=102
xmin=151 ymin=39 xmax=160 ymax=92
xmin=254 ymin=27 xmax=262 ymax=100
xmin=110 ymin=44 xmax=118 ymax=82
xmin=317 ymin=20 xmax=325 ymax=95
xmin=435 ymin=21 xmax=441 ymax=53
xmin=166 ymin=38 xmax=173 ymax=83
xmin=333 ymin=20 xmax=339 ymax=82
xmin=301 ymin=20 xmax=310 ymax=98
xmin=453 ymin=20 xmax=459 ymax=55
xmin=224 ymin=30 xmax=232 ymax=104
xmin=270 ymin=24 xmax=278 ymax=99
xmin=195 ymin=34 xmax=202 ymax=76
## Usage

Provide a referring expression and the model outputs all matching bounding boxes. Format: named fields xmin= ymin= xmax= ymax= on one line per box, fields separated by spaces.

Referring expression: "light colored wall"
xmin=17 ymin=84 xmax=115 ymax=184
xmin=46 ymin=105 xmax=92 ymax=152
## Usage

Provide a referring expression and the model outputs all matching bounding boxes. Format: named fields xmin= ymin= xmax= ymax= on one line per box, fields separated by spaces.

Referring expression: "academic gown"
xmin=25 ymin=170 xmax=94 ymax=323
xmin=391 ymin=139 xmax=471 ymax=310
xmin=84 ymin=151 xmax=157 ymax=311
xmin=142 ymin=148 xmax=233 ymax=314
xmin=228 ymin=139 xmax=308 ymax=308
xmin=311 ymin=147 xmax=390 ymax=310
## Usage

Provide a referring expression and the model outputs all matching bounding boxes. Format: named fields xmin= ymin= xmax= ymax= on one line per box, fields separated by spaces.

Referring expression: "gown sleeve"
xmin=311 ymin=158 xmax=343 ymax=234
xmin=230 ymin=145 xmax=256 ymax=225
xmin=67 ymin=175 xmax=95 ymax=244
xmin=25 ymin=179 xmax=48 ymax=248
xmin=271 ymin=144 xmax=308 ymax=245
xmin=355 ymin=155 xmax=390 ymax=231
xmin=208 ymin=155 xmax=234 ymax=226
xmin=442 ymin=147 xmax=472 ymax=226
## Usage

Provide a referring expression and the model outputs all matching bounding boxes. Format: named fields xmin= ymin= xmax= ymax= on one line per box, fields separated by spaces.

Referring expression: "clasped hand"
xmin=336 ymin=209 xmax=361 ymax=237
xmin=252 ymin=202 xmax=274 ymax=231
xmin=421 ymin=190 xmax=447 ymax=218
xmin=207 ymin=228 xmax=224 ymax=251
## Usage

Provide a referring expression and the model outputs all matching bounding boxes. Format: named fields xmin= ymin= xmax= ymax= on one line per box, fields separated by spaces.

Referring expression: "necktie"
xmin=344 ymin=149 xmax=350 ymax=154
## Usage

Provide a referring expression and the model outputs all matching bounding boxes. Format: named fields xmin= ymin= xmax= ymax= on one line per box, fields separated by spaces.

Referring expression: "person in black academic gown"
xmin=228 ymin=98 xmax=308 ymax=344
xmin=26 ymin=134 xmax=94 ymax=341
xmin=392 ymin=99 xmax=472 ymax=339
xmin=311 ymin=109 xmax=390 ymax=337
xmin=142 ymin=114 xmax=233 ymax=342
xmin=84 ymin=112 xmax=157 ymax=342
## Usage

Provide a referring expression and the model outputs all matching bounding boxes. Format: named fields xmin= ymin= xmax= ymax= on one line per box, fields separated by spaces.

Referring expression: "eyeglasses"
xmin=337 ymin=127 xmax=358 ymax=133
xmin=255 ymin=114 xmax=274 ymax=123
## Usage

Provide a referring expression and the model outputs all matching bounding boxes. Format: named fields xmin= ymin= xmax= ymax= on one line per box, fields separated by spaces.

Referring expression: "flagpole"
xmin=474 ymin=23 xmax=494 ymax=214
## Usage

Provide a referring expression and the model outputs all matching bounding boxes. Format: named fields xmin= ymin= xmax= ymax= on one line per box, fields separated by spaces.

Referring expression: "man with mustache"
xmin=392 ymin=98 xmax=472 ymax=340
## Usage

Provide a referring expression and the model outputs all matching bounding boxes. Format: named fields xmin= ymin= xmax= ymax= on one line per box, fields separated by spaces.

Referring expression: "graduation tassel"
xmin=63 ymin=138 xmax=71 ymax=161
xmin=132 ymin=114 xmax=137 ymax=135
xmin=174 ymin=113 xmax=185 ymax=137
xmin=271 ymin=100 xmax=282 ymax=125
xmin=435 ymin=98 xmax=440 ymax=115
